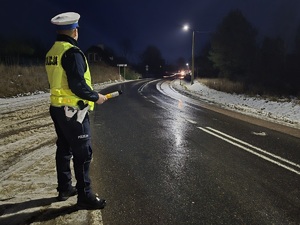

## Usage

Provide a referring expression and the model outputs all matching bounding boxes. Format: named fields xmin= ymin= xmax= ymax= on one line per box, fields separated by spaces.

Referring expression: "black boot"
xmin=77 ymin=193 xmax=106 ymax=210
xmin=57 ymin=186 xmax=77 ymax=201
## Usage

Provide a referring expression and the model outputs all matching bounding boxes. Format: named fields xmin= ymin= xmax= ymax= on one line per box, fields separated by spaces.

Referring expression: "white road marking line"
xmin=159 ymin=106 xmax=168 ymax=110
xmin=185 ymin=118 xmax=198 ymax=124
xmin=206 ymin=127 xmax=300 ymax=169
xmin=198 ymin=126 xmax=300 ymax=175
xmin=252 ymin=131 xmax=267 ymax=136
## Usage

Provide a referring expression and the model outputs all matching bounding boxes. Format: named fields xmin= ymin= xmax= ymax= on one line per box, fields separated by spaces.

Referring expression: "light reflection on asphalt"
xmin=162 ymin=99 xmax=190 ymax=196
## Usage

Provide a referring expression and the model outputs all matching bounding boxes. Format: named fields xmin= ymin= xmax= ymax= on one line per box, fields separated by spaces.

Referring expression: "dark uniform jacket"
xmin=58 ymin=34 xmax=99 ymax=102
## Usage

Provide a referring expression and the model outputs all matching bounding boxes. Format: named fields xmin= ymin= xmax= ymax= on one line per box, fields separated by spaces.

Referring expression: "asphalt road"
xmin=90 ymin=79 xmax=300 ymax=225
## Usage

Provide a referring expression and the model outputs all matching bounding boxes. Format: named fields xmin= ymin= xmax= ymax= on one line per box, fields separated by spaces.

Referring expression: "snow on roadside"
xmin=0 ymin=78 xmax=299 ymax=224
xmin=172 ymin=79 xmax=300 ymax=129
xmin=0 ymin=80 xmax=119 ymax=113
xmin=0 ymin=82 xmax=116 ymax=224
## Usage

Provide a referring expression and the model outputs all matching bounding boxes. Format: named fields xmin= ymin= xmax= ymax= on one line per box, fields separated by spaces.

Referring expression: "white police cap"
xmin=51 ymin=12 xmax=80 ymax=30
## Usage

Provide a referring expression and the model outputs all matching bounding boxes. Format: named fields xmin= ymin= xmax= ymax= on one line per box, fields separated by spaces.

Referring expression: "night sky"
xmin=1 ymin=0 xmax=300 ymax=63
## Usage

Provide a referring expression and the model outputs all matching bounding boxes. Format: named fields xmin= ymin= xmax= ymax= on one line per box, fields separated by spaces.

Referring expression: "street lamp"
xmin=183 ymin=25 xmax=211 ymax=85
xmin=186 ymin=63 xmax=189 ymax=76
xmin=183 ymin=24 xmax=195 ymax=85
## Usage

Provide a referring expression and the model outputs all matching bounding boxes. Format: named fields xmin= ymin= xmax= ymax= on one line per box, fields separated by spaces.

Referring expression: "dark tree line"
xmin=198 ymin=9 xmax=300 ymax=95
xmin=0 ymin=37 xmax=47 ymax=65
xmin=138 ymin=45 xmax=166 ymax=78
xmin=1 ymin=8 xmax=300 ymax=96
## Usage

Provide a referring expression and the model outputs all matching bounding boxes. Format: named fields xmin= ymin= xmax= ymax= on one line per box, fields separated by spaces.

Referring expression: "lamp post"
xmin=183 ymin=25 xmax=211 ymax=85
xmin=183 ymin=25 xmax=195 ymax=85
xmin=191 ymin=30 xmax=195 ymax=85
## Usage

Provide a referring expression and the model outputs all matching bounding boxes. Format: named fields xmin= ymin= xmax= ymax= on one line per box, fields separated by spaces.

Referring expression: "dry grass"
xmin=199 ymin=78 xmax=245 ymax=94
xmin=0 ymin=63 xmax=138 ymax=98
xmin=89 ymin=63 xmax=120 ymax=83
xmin=0 ymin=64 xmax=49 ymax=97
xmin=198 ymin=78 xmax=300 ymax=100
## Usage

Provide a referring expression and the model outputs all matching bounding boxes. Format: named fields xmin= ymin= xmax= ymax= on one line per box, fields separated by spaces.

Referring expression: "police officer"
xmin=45 ymin=12 xmax=107 ymax=209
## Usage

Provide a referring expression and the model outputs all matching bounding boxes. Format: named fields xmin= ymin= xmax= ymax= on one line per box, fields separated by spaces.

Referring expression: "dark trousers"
xmin=50 ymin=106 xmax=93 ymax=197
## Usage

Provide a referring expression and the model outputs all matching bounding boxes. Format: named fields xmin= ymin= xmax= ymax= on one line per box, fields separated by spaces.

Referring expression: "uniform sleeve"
xmin=61 ymin=47 xmax=99 ymax=102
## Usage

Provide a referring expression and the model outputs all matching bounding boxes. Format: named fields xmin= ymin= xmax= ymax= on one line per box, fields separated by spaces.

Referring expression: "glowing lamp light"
xmin=183 ymin=24 xmax=189 ymax=31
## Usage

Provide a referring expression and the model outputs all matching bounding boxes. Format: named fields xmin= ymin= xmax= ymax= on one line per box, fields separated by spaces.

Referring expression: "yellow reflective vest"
xmin=45 ymin=41 xmax=95 ymax=110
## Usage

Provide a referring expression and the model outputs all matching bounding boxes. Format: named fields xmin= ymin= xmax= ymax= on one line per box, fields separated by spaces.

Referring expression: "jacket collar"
xmin=56 ymin=34 xmax=78 ymax=46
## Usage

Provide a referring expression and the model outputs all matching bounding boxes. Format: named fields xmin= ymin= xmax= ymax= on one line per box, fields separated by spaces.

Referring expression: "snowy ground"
xmin=173 ymin=79 xmax=300 ymax=130
xmin=0 ymin=79 xmax=299 ymax=224
xmin=0 ymin=83 xmax=112 ymax=225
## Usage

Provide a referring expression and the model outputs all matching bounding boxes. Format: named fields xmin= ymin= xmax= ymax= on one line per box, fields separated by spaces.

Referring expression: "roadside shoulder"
xmin=171 ymin=79 xmax=300 ymax=138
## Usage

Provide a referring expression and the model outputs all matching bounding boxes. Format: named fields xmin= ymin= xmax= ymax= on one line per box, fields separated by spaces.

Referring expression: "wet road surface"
xmin=90 ymin=79 xmax=300 ymax=225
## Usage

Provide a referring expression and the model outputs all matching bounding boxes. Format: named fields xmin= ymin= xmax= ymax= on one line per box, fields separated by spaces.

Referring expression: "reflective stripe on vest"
xmin=45 ymin=41 xmax=95 ymax=111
